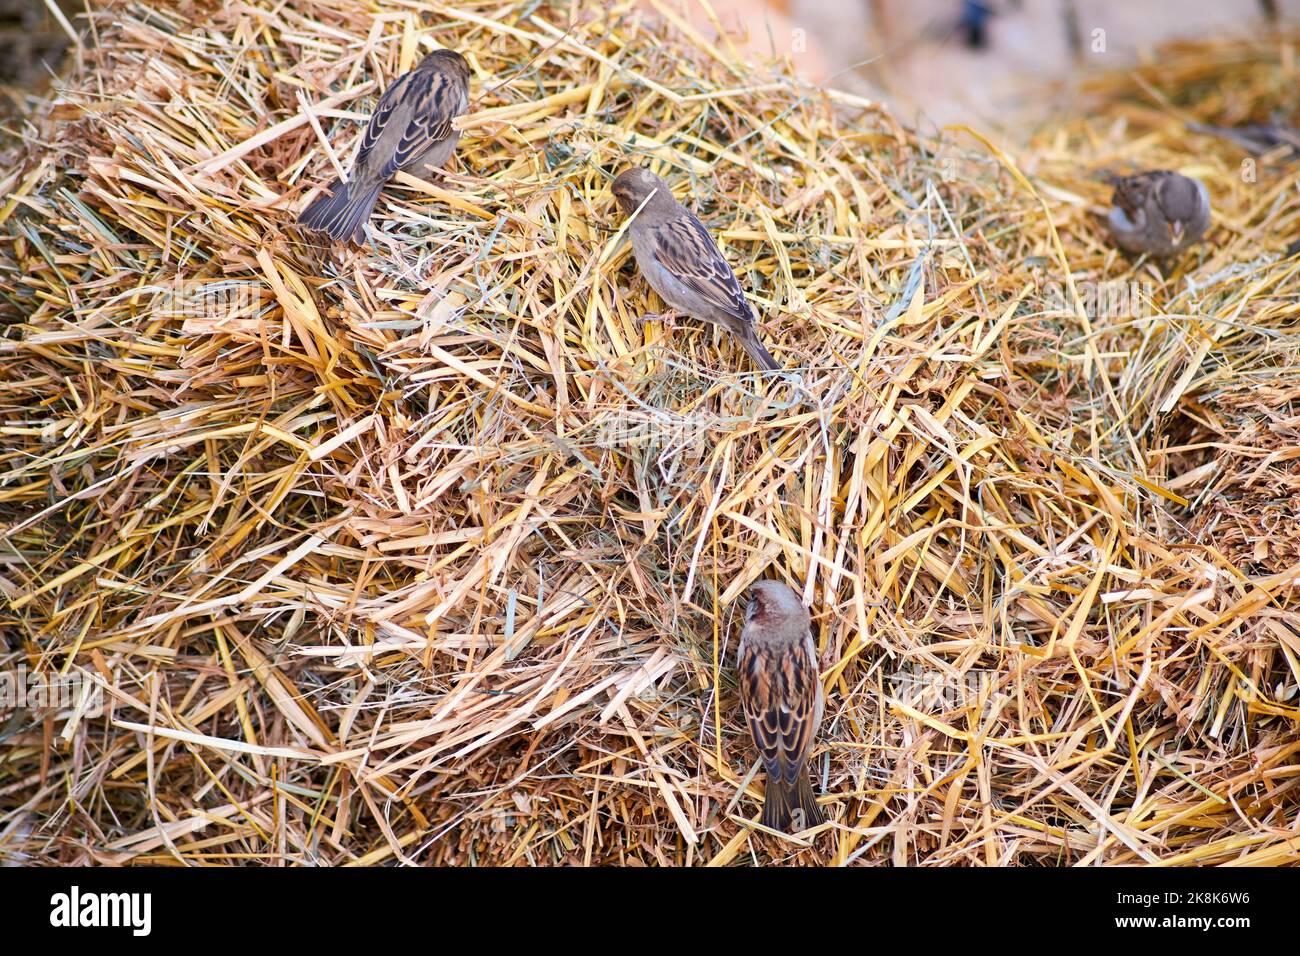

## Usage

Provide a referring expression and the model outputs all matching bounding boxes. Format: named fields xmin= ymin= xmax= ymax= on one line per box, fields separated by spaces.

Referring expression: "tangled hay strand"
xmin=0 ymin=1 xmax=1297 ymax=865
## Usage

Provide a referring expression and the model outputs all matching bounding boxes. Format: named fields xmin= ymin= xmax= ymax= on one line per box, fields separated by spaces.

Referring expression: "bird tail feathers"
xmin=299 ymin=179 xmax=384 ymax=244
xmin=736 ymin=323 xmax=781 ymax=371
xmin=761 ymin=775 xmax=823 ymax=833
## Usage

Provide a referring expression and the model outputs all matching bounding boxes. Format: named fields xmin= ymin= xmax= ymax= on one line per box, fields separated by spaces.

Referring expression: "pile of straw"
xmin=1 ymin=0 xmax=1297 ymax=865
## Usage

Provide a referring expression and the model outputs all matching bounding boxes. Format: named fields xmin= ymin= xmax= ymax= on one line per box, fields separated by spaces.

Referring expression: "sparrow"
xmin=1106 ymin=170 xmax=1211 ymax=259
xmin=299 ymin=49 xmax=470 ymax=244
xmin=1188 ymin=121 xmax=1300 ymax=160
xmin=610 ymin=167 xmax=781 ymax=371
xmin=737 ymin=579 xmax=825 ymax=833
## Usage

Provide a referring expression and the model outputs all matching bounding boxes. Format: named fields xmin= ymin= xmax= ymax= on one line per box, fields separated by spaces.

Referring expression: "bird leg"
xmin=641 ymin=310 xmax=684 ymax=330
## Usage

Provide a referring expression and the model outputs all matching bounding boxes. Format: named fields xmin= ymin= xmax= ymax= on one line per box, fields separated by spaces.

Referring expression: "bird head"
xmin=744 ymin=580 xmax=806 ymax=627
xmin=611 ymin=166 xmax=670 ymax=217
xmin=419 ymin=48 xmax=471 ymax=82
xmin=1111 ymin=171 xmax=1161 ymax=217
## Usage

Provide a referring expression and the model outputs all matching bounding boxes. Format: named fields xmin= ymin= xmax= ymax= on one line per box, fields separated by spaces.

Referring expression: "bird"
xmin=299 ymin=49 xmax=471 ymax=245
xmin=1106 ymin=170 xmax=1211 ymax=259
xmin=610 ymin=167 xmax=781 ymax=371
xmin=737 ymin=579 xmax=825 ymax=833
xmin=1187 ymin=121 xmax=1300 ymax=162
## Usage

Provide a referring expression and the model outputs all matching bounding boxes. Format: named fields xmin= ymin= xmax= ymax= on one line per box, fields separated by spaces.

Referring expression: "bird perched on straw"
xmin=610 ymin=167 xmax=781 ymax=371
xmin=1188 ymin=120 xmax=1300 ymax=162
xmin=299 ymin=49 xmax=470 ymax=245
xmin=737 ymin=579 xmax=825 ymax=833
xmin=1106 ymin=170 xmax=1211 ymax=259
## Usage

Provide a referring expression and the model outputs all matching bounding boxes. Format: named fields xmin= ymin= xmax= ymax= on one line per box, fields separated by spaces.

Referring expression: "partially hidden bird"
xmin=1106 ymin=170 xmax=1211 ymax=259
xmin=737 ymin=579 xmax=825 ymax=833
xmin=1188 ymin=120 xmax=1300 ymax=160
xmin=299 ymin=49 xmax=470 ymax=245
xmin=610 ymin=167 xmax=781 ymax=371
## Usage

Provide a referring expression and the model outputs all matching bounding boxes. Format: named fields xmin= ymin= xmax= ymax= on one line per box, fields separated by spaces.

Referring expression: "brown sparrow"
xmin=1188 ymin=121 xmax=1300 ymax=160
xmin=299 ymin=49 xmax=470 ymax=244
xmin=610 ymin=167 xmax=781 ymax=371
xmin=1106 ymin=170 xmax=1211 ymax=259
xmin=737 ymin=579 xmax=825 ymax=832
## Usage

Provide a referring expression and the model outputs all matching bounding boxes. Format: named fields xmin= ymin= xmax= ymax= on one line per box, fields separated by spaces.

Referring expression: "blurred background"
xmin=0 ymin=0 xmax=74 ymax=88
xmin=675 ymin=0 xmax=1299 ymax=133
xmin=3 ymin=0 xmax=1297 ymax=131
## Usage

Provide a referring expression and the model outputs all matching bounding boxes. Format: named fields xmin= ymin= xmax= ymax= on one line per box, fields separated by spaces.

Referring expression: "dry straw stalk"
xmin=0 ymin=2 xmax=1297 ymax=865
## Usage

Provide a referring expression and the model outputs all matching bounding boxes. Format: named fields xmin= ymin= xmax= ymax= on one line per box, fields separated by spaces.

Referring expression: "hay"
xmin=0 ymin=1 xmax=1297 ymax=865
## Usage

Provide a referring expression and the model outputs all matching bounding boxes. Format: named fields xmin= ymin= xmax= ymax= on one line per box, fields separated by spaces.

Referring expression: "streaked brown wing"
xmin=355 ymin=66 xmax=464 ymax=180
xmin=390 ymin=67 xmax=464 ymax=170
xmin=652 ymin=212 xmax=753 ymax=325
xmin=739 ymin=637 xmax=819 ymax=787
xmin=353 ymin=71 xmax=415 ymax=174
